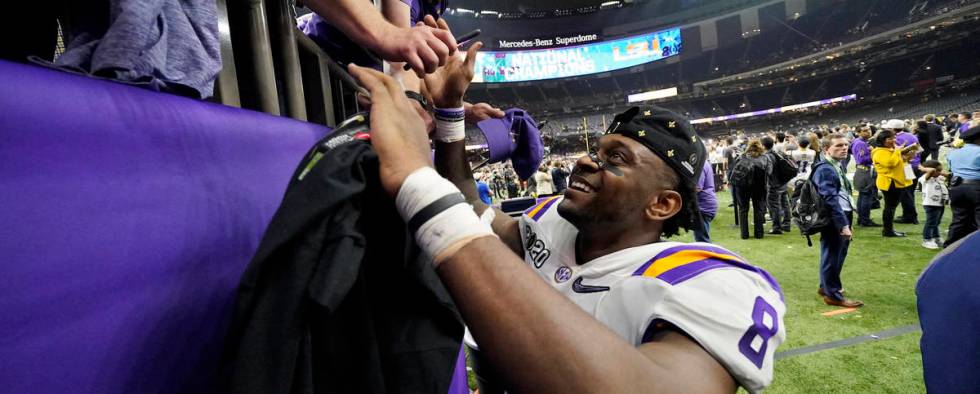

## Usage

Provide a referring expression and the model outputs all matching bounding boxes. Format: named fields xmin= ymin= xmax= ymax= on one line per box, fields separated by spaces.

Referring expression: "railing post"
xmin=213 ymin=0 xmax=241 ymax=107
xmin=269 ymin=0 xmax=307 ymax=120
xmin=295 ymin=30 xmax=336 ymax=126
xmin=244 ymin=0 xmax=280 ymax=115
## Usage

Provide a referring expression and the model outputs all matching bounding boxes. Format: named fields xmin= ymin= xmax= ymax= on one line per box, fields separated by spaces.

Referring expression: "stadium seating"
xmin=465 ymin=0 xmax=975 ymax=118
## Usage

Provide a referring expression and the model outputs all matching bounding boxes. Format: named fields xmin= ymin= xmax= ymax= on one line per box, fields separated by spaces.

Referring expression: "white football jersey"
xmin=517 ymin=196 xmax=786 ymax=393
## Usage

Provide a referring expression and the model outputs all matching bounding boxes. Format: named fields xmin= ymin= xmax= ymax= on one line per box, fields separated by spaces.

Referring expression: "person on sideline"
xmin=694 ymin=160 xmax=718 ymax=243
xmin=733 ymin=139 xmax=771 ymax=239
xmin=918 ymin=160 xmax=949 ymax=249
xmin=813 ymin=133 xmax=863 ymax=307
xmin=871 ymin=129 xmax=916 ymax=237
xmin=533 ymin=165 xmax=555 ymax=196
xmin=851 ymin=125 xmax=880 ymax=227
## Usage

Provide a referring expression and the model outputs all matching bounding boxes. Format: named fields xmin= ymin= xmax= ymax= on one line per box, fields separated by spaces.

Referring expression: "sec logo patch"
xmin=554 ymin=266 xmax=573 ymax=283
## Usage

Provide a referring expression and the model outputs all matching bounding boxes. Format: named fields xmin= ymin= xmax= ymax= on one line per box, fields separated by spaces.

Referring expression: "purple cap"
xmin=476 ymin=116 xmax=516 ymax=163
xmin=477 ymin=108 xmax=543 ymax=180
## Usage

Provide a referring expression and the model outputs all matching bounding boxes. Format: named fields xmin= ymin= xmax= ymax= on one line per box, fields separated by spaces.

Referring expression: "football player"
xmin=347 ymin=26 xmax=785 ymax=393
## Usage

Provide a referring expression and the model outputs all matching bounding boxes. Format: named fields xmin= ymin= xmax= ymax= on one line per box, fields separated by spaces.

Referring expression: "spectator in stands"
xmin=872 ymin=129 xmax=916 ymax=237
xmin=923 ymin=114 xmax=945 ymax=161
xmin=694 ymin=160 xmax=717 ymax=243
xmin=550 ymin=161 xmax=569 ymax=194
xmin=762 ymin=137 xmax=791 ymax=234
xmin=919 ymin=160 xmax=949 ymax=249
xmin=813 ymin=133 xmax=862 ymax=307
xmin=732 ymin=139 xmax=771 ymax=239
xmin=851 ymin=125 xmax=880 ymax=227
xmin=533 ymin=165 xmax=554 ymax=196
xmin=891 ymin=120 xmax=921 ymax=225
xmin=943 ymin=125 xmax=980 ymax=247
xmin=302 ymin=1 xmax=456 ymax=77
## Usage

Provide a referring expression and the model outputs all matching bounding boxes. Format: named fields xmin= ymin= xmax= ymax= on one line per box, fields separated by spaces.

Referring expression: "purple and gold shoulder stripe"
xmin=524 ymin=196 xmax=561 ymax=222
xmin=632 ymin=244 xmax=783 ymax=298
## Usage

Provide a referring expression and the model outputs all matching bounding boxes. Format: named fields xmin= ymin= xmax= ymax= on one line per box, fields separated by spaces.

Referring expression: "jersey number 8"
xmin=738 ymin=296 xmax=779 ymax=368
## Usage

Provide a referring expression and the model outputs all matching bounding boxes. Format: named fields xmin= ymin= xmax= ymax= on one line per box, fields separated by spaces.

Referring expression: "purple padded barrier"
xmin=0 ymin=60 xmax=330 ymax=393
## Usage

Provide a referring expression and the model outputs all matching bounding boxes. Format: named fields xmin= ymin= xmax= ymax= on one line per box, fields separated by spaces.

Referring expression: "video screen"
xmin=472 ymin=28 xmax=682 ymax=83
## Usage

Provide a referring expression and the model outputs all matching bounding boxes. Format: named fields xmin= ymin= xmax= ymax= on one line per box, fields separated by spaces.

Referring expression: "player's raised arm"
xmin=420 ymin=18 xmax=523 ymax=255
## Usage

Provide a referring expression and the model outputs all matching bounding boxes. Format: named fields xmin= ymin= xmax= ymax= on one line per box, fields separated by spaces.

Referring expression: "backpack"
xmin=790 ymin=163 xmax=831 ymax=247
xmin=771 ymin=151 xmax=799 ymax=185
xmin=729 ymin=155 xmax=756 ymax=188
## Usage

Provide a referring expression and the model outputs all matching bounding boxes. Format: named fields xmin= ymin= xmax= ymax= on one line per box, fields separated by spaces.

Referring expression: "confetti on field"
xmin=822 ymin=307 xmax=859 ymax=317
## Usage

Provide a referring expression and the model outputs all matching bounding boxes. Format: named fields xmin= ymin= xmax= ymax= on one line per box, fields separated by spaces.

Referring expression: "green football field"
xmin=683 ymin=191 xmax=939 ymax=394
xmin=472 ymin=187 xmax=945 ymax=393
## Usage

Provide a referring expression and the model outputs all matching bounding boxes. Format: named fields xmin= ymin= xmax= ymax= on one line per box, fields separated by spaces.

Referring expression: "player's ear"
xmin=645 ymin=190 xmax=682 ymax=222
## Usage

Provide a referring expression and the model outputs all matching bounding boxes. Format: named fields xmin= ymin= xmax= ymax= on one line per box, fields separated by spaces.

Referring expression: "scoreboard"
xmin=472 ymin=28 xmax=681 ymax=83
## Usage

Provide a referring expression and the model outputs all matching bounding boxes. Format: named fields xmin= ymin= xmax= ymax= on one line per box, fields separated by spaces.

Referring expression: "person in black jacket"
xmin=550 ymin=160 xmax=569 ymax=193
xmin=915 ymin=120 xmax=934 ymax=162
xmin=923 ymin=114 xmax=944 ymax=161
xmin=943 ymin=112 xmax=959 ymax=135
xmin=733 ymin=139 xmax=771 ymax=239
xmin=762 ymin=137 xmax=791 ymax=234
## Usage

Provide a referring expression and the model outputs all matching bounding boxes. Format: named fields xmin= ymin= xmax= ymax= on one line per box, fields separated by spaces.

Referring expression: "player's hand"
xmin=348 ymin=64 xmax=432 ymax=197
xmin=374 ymin=15 xmax=457 ymax=78
xmin=466 ymin=102 xmax=506 ymax=124
xmin=421 ymin=19 xmax=481 ymax=108
xmin=840 ymin=226 xmax=852 ymax=240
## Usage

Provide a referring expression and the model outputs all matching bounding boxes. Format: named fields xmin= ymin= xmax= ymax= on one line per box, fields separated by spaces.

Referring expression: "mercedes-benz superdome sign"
xmin=472 ymin=27 xmax=681 ymax=83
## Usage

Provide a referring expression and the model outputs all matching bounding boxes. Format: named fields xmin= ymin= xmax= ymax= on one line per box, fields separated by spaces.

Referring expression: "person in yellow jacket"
xmin=872 ymin=129 xmax=918 ymax=237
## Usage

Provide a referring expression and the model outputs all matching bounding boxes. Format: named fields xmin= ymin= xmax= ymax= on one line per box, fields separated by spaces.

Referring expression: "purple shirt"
xmin=697 ymin=161 xmax=718 ymax=216
xmin=895 ymin=131 xmax=921 ymax=167
xmin=851 ymin=138 xmax=872 ymax=166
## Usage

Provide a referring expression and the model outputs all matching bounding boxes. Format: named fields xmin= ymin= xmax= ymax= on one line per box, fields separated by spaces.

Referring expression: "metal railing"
xmin=213 ymin=0 xmax=364 ymax=127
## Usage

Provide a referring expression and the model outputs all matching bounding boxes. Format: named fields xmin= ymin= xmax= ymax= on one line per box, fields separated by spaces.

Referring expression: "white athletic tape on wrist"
xmin=396 ymin=167 xmax=494 ymax=264
xmin=433 ymin=119 xmax=465 ymax=143
xmin=433 ymin=106 xmax=465 ymax=143
xmin=396 ymin=167 xmax=461 ymax=221
xmin=418 ymin=203 xmax=494 ymax=266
